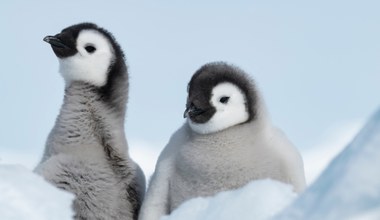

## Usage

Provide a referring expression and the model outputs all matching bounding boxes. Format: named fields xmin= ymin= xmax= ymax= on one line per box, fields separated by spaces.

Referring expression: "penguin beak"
xmin=183 ymin=104 xmax=206 ymax=118
xmin=183 ymin=107 xmax=189 ymax=118
xmin=43 ymin=35 xmax=69 ymax=49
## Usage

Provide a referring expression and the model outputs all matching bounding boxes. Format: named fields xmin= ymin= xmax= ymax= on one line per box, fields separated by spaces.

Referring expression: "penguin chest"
xmin=169 ymin=136 xmax=284 ymax=211
xmin=174 ymin=141 xmax=247 ymax=182
xmin=169 ymin=139 xmax=255 ymax=209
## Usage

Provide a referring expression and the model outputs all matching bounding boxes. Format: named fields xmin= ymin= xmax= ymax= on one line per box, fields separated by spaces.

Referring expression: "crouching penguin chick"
xmin=139 ymin=62 xmax=306 ymax=220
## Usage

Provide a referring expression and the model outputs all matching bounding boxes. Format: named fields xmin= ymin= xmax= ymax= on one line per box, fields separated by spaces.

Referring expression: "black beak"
xmin=43 ymin=35 xmax=68 ymax=49
xmin=183 ymin=107 xmax=189 ymax=118
xmin=184 ymin=104 xmax=205 ymax=118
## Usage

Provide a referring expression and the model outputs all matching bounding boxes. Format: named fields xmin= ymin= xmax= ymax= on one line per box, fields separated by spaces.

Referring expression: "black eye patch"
xmin=85 ymin=45 xmax=96 ymax=53
xmin=219 ymin=96 xmax=230 ymax=104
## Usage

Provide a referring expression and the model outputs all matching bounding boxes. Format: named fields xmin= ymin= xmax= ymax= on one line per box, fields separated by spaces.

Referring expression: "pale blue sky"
xmin=0 ymin=1 xmax=379 ymax=169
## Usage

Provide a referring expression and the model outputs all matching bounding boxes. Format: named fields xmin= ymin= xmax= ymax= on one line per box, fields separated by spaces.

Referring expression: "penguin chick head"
xmin=43 ymin=23 xmax=124 ymax=87
xmin=184 ymin=62 xmax=258 ymax=134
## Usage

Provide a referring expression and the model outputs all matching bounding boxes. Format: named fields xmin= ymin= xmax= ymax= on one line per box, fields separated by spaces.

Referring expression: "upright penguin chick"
xmin=139 ymin=62 xmax=306 ymax=220
xmin=34 ymin=23 xmax=145 ymax=220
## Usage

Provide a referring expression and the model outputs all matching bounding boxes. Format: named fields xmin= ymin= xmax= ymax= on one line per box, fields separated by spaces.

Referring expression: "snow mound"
xmin=161 ymin=179 xmax=297 ymax=220
xmin=0 ymin=165 xmax=74 ymax=220
xmin=276 ymin=109 xmax=380 ymax=220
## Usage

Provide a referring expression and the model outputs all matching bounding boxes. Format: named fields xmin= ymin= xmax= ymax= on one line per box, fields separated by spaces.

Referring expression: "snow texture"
xmin=0 ymin=165 xmax=74 ymax=220
xmin=276 ymin=109 xmax=380 ymax=220
xmin=161 ymin=179 xmax=297 ymax=220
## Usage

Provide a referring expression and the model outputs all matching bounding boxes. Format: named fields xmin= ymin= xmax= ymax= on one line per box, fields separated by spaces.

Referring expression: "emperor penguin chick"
xmin=139 ymin=62 xmax=306 ymax=220
xmin=35 ymin=23 xmax=145 ymax=220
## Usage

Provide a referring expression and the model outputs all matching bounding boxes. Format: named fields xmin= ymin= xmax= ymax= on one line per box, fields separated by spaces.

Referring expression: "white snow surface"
xmin=0 ymin=165 xmax=74 ymax=220
xmin=275 ymin=109 xmax=380 ymax=220
xmin=161 ymin=179 xmax=297 ymax=220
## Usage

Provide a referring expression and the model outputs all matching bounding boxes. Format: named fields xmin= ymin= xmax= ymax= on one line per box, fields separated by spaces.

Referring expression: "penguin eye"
xmin=85 ymin=45 xmax=96 ymax=53
xmin=219 ymin=96 xmax=230 ymax=104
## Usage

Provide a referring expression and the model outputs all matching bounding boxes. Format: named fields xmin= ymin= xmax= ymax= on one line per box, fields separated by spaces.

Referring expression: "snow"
xmin=0 ymin=165 xmax=74 ymax=220
xmin=161 ymin=179 xmax=297 ymax=220
xmin=301 ymin=120 xmax=363 ymax=183
xmin=275 ymin=108 xmax=380 ymax=220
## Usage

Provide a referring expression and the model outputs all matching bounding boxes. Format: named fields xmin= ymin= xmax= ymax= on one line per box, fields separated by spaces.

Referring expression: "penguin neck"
xmin=63 ymin=81 xmax=127 ymax=122
xmin=46 ymin=81 xmax=128 ymax=160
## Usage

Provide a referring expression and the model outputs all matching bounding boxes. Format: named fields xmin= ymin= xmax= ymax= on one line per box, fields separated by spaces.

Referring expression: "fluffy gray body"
xmin=35 ymin=23 xmax=145 ymax=220
xmin=139 ymin=62 xmax=306 ymax=220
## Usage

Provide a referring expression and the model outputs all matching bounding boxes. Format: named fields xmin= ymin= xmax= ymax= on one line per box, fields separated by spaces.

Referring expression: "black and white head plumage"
xmin=43 ymin=22 xmax=128 ymax=112
xmin=184 ymin=62 xmax=259 ymax=134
